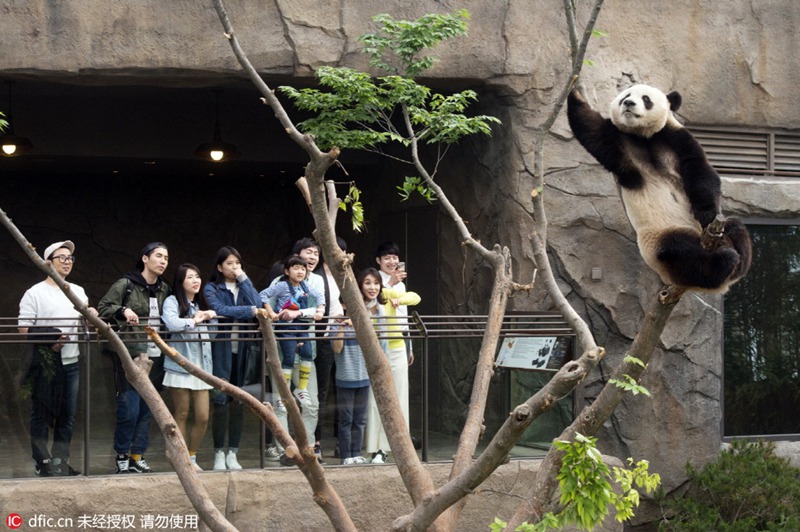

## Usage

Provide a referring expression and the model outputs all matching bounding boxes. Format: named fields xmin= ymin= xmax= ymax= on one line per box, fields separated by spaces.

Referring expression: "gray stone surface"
xmin=0 ymin=461 xmax=621 ymax=531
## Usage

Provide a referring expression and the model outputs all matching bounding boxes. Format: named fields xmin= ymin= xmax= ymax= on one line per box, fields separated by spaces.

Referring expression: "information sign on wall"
xmin=496 ymin=336 xmax=571 ymax=371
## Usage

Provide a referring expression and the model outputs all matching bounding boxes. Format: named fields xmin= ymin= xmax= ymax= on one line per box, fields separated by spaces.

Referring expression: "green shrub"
xmin=660 ymin=439 xmax=800 ymax=531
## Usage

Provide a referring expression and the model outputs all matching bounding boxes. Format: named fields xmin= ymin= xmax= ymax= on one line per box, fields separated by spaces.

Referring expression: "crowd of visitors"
xmin=16 ymin=237 xmax=419 ymax=476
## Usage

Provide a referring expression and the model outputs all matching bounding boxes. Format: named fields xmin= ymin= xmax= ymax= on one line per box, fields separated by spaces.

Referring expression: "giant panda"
xmin=567 ymin=83 xmax=751 ymax=293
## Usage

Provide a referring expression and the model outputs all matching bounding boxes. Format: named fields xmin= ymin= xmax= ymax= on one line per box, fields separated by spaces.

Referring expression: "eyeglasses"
xmin=51 ymin=255 xmax=76 ymax=264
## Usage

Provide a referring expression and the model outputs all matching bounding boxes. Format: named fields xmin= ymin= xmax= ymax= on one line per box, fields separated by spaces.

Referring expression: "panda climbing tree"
xmin=567 ymin=83 xmax=752 ymax=293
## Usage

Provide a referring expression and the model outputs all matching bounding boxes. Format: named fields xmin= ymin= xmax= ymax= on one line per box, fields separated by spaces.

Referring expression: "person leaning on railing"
xmin=97 ymin=242 xmax=171 ymax=475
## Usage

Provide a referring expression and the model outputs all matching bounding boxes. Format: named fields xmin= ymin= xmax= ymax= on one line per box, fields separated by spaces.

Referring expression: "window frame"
xmin=721 ymin=217 xmax=800 ymax=443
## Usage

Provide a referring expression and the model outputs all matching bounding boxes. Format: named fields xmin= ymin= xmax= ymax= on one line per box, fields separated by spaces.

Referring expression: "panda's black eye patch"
xmin=642 ymin=95 xmax=653 ymax=110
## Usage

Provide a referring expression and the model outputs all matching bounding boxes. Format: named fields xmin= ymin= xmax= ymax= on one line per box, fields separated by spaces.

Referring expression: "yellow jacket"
xmin=381 ymin=288 xmax=420 ymax=350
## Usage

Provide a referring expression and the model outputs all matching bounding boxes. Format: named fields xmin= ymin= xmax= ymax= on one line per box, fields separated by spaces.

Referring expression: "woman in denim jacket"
xmin=162 ymin=263 xmax=217 ymax=471
xmin=203 ymin=246 xmax=261 ymax=471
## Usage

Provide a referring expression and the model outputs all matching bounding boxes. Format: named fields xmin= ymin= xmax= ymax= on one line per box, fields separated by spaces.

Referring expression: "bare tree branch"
xmin=325 ymin=179 xmax=339 ymax=226
xmin=402 ymin=104 xmax=497 ymax=264
xmin=211 ymin=0 xmax=321 ymax=159
xmin=528 ymin=0 xmax=606 ymax=356
xmin=400 ymin=99 xmax=516 ymax=526
xmin=392 ymin=347 xmax=605 ymax=531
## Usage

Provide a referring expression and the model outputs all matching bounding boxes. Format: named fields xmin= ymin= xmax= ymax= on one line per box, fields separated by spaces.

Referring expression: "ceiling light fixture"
xmin=193 ymin=89 xmax=239 ymax=162
xmin=1 ymin=81 xmax=34 ymax=157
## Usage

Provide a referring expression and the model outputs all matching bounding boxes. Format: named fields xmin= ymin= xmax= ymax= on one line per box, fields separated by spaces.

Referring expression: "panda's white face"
xmin=609 ymin=84 xmax=672 ymax=139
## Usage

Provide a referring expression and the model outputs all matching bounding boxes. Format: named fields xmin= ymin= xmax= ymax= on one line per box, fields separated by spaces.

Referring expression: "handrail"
xmin=1 ymin=311 xmax=574 ymax=476
xmin=0 ymin=312 xmax=575 ymax=343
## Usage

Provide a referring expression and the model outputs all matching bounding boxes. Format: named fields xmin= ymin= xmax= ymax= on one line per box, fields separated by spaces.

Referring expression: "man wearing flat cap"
xmin=18 ymin=240 xmax=97 ymax=477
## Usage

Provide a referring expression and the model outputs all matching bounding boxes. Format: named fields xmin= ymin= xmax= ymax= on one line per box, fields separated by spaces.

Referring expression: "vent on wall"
xmin=691 ymin=127 xmax=800 ymax=178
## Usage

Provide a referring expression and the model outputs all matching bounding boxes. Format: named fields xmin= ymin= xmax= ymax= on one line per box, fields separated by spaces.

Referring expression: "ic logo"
xmin=6 ymin=513 xmax=22 ymax=529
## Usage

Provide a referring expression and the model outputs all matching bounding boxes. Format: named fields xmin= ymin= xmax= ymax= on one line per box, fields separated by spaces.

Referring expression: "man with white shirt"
xmin=18 ymin=240 xmax=97 ymax=477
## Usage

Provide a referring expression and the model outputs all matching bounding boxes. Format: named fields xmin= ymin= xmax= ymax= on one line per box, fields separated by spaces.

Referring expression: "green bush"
xmin=660 ymin=439 xmax=800 ymax=531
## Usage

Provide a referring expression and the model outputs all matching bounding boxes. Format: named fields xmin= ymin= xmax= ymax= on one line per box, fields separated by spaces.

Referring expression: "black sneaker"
xmin=56 ymin=462 xmax=80 ymax=476
xmin=370 ymin=450 xmax=387 ymax=464
xmin=128 ymin=456 xmax=154 ymax=473
xmin=115 ymin=454 xmax=130 ymax=474
xmin=35 ymin=459 xmax=54 ymax=477
xmin=313 ymin=442 xmax=326 ymax=464
xmin=279 ymin=454 xmax=296 ymax=467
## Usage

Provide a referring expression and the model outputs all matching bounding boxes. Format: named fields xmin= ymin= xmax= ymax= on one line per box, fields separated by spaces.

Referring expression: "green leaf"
xmin=488 ymin=517 xmax=506 ymax=531
xmin=338 ymin=183 xmax=365 ymax=232
xmin=396 ymin=176 xmax=437 ymax=203
xmin=538 ymin=434 xmax=660 ymax=530
xmin=624 ymin=355 xmax=646 ymax=368
xmin=609 ymin=375 xmax=651 ymax=396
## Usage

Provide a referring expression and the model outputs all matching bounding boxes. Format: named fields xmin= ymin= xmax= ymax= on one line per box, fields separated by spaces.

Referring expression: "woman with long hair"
xmin=203 ymin=246 xmax=262 ymax=471
xmin=162 ymin=263 xmax=217 ymax=471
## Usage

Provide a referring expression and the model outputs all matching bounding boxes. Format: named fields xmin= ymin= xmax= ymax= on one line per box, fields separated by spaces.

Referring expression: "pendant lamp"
xmin=1 ymin=81 xmax=34 ymax=157
xmin=193 ymin=89 xmax=239 ymax=162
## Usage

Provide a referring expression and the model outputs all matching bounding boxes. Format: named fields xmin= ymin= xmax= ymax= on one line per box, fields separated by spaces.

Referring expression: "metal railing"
xmin=0 ymin=311 xmax=574 ymax=475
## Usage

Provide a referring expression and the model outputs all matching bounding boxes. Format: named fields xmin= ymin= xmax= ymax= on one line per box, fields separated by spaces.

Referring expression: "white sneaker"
xmin=213 ymin=451 xmax=226 ymax=471
xmin=275 ymin=399 xmax=287 ymax=414
xmin=353 ymin=456 xmax=368 ymax=464
xmin=226 ymin=451 xmax=242 ymax=470
xmin=293 ymin=388 xmax=312 ymax=408
xmin=190 ymin=455 xmax=203 ymax=472
xmin=265 ymin=446 xmax=281 ymax=462
xmin=371 ymin=450 xmax=387 ymax=464
xmin=342 ymin=457 xmax=356 ymax=465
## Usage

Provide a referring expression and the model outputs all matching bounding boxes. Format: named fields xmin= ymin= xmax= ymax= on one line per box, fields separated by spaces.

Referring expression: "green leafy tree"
xmin=279 ymin=10 xmax=500 ymax=220
xmin=491 ymin=433 xmax=660 ymax=531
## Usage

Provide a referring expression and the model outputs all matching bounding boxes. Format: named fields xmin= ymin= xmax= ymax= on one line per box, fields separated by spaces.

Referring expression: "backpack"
xmin=278 ymin=280 xmax=309 ymax=311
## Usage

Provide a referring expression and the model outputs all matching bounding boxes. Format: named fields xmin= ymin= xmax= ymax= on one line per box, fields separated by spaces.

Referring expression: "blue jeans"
xmin=30 ymin=361 xmax=79 ymax=463
xmin=337 ymin=385 xmax=369 ymax=459
xmin=114 ymin=388 xmax=153 ymax=455
xmin=277 ymin=322 xmax=312 ymax=368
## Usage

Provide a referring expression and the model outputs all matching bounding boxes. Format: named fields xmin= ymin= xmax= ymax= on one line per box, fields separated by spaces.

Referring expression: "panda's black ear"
xmin=667 ymin=91 xmax=682 ymax=112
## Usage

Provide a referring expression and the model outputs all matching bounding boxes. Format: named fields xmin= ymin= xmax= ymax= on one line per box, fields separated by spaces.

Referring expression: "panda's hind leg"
xmin=722 ymin=218 xmax=752 ymax=280
xmin=655 ymin=229 xmax=741 ymax=290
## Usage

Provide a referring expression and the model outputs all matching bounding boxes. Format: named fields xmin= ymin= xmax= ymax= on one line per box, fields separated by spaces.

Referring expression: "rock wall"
xmin=2 ymin=0 xmax=800 ymax=524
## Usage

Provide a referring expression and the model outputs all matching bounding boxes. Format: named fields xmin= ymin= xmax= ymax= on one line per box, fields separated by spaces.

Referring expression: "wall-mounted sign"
xmin=496 ymin=336 xmax=571 ymax=371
